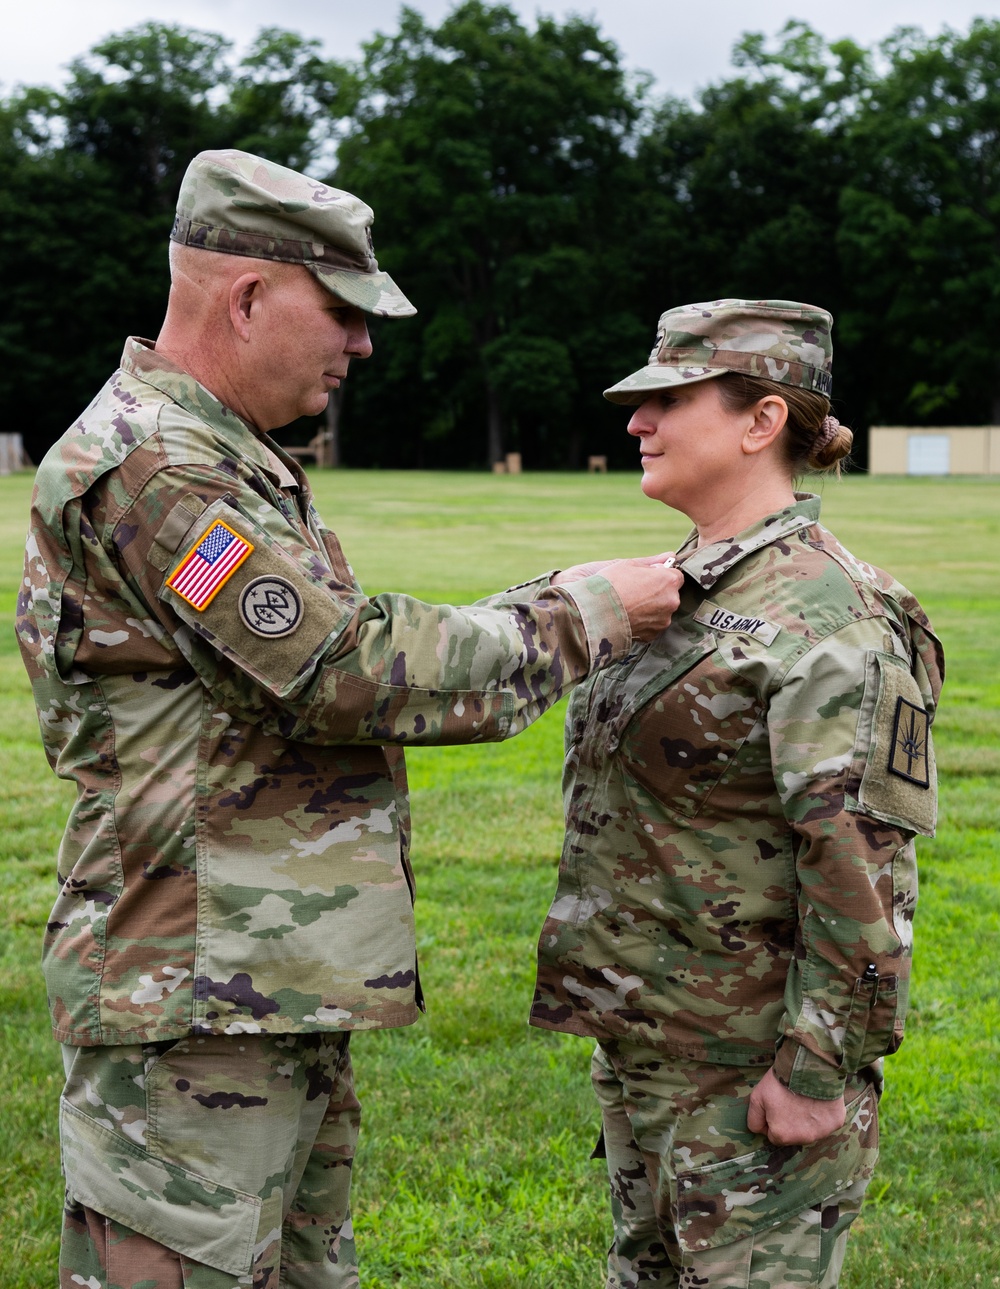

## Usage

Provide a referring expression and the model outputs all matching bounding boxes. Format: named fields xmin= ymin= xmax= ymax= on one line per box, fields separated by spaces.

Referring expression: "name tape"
xmin=693 ymin=600 xmax=780 ymax=646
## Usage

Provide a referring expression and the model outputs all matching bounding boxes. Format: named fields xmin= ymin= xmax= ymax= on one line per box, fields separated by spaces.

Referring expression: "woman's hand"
xmin=747 ymin=1067 xmax=846 ymax=1146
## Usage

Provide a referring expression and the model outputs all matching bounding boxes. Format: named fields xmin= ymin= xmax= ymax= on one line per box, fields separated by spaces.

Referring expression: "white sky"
xmin=3 ymin=0 xmax=1000 ymax=103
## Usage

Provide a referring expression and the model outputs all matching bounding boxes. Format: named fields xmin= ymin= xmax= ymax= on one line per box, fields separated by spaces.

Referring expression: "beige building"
xmin=868 ymin=426 xmax=1000 ymax=475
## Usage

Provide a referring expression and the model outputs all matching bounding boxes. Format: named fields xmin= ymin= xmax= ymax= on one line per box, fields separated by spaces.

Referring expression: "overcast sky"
xmin=4 ymin=0 xmax=1000 ymax=103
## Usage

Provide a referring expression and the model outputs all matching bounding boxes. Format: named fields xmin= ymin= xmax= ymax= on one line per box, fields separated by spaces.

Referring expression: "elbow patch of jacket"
xmin=846 ymin=650 xmax=937 ymax=836
xmin=158 ymin=498 xmax=352 ymax=696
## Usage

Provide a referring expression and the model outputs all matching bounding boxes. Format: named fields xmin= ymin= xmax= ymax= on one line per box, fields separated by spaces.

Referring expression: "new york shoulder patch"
xmin=887 ymin=696 xmax=931 ymax=788
xmin=166 ymin=521 xmax=254 ymax=610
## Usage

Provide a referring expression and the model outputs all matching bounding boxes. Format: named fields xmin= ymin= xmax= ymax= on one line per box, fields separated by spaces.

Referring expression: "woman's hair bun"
xmin=808 ymin=415 xmax=853 ymax=471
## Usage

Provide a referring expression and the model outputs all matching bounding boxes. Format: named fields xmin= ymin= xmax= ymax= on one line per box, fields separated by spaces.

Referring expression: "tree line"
xmin=2 ymin=3 xmax=999 ymax=470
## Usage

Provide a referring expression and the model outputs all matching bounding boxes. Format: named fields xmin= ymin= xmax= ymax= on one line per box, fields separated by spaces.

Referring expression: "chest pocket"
xmin=612 ymin=633 xmax=764 ymax=820
xmin=571 ymin=618 xmax=711 ymax=761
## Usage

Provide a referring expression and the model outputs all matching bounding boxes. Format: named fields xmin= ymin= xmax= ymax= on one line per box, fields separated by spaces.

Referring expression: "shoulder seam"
xmin=99 ymin=403 xmax=172 ymax=531
xmin=771 ymin=612 xmax=893 ymax=691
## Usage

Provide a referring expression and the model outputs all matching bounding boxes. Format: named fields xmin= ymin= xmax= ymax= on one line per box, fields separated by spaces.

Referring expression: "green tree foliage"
xmin=629 ymin=24 xmax=875 ymax=433
xmin=837 ymin=20 xmax=1000 ymax=427
xmin=0 ymin=25 xmax=233 ymax=441
xmin=61 ymin=24 xmax=234 ymax=212
xmin=0 ymin=22 xmax=349 ymax=455
xmin=228 ymin=28 xmax=360 ymax=173
xmin=333 ymin=2 xmax=647 ymax=467
xmin=4 ymin=7 xmax=1000 ymax=467
xmin=635 ymin=26 xmax=849 ymax=315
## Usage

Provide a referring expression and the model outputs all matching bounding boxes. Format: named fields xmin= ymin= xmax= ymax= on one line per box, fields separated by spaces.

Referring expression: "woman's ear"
xmin=743 ymin=395 xmax=788 ymax=456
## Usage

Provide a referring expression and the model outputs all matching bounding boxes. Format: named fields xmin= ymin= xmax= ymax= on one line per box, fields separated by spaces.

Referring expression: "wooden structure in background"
xmin=284 ymin=428 xmax=336 ymax=468
xmin=0 ymin=433 xmax=31 ymax=474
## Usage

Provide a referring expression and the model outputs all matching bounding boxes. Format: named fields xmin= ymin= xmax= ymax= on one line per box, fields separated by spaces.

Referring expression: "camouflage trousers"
xmin=58 ymin=1032 xmax=360 ymax=1289
xmin=591 ymin=1042 xmax=880 ymax=1289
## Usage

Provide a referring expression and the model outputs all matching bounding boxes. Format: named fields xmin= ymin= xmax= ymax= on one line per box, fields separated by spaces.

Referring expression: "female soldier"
xmin=533 ymin=300 xmax=943 ymax=1288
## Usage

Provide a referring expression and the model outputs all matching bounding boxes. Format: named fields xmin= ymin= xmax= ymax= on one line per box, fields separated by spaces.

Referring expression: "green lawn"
xmin=1 ymin=470 xmax=998 ymax=1286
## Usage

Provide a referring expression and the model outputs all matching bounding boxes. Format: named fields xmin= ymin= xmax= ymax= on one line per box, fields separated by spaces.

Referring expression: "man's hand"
xmin=746 ymin=1067 xmax=846 ymax=1146
xmin=552 ymin=558 xmax=622 ymax=586
xmin=552 ymin=552 xmax=676 ymax=587
xmin=599 ymin=556 xmax=683 ymax=641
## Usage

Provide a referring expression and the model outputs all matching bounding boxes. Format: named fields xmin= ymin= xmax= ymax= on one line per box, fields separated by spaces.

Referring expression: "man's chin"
xmin=299 ymin=391 xmax=331 ymax=419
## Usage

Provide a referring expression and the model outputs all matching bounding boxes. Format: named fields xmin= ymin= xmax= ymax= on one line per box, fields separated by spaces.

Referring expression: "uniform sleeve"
xmin=111 ymin=466 xmax=632 ymax=747
xmin=766 ymin=618 xmax=939 ymax=1099
xmin=474 ymin=572 xmax=557 ymax=607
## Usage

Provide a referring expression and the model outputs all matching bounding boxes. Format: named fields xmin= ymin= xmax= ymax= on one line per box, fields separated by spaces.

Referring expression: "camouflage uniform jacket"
xmin=17 ymin=338 xmax=631 ymax=1047
xmin=530 ymin=495 xmax=944 ymax=1099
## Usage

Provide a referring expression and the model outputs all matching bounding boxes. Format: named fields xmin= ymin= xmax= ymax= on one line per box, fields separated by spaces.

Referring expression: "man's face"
xmin=242 ymin=267 xmax=373 ymax=430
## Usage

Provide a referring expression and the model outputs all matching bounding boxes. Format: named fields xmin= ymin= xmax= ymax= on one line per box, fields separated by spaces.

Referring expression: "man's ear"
xmin=229 ymin=273 xmax=264 ymax=343
xmin=743 ymin=395 xmax=789 ymax=456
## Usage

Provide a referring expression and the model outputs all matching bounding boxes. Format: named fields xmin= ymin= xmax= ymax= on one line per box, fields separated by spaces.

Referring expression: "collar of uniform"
xmin=258 ymin=437 xmax=302 ymax=491
xmin=677 ymin=493 xmax=821 ymax=589
xmin=119 ymin=337 xmax=276 ymax=479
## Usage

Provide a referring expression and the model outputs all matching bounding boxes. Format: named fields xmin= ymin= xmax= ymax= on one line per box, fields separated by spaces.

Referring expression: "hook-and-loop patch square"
xmin=167 ymin=520 xmax=254 ymax=610
xmin=847 ymin=649 xmax=937 ymax=837
xmin=888 ymin=697 xmax=930 ymax=788
xmin=159 ymin=499 xmax=350 ymax=698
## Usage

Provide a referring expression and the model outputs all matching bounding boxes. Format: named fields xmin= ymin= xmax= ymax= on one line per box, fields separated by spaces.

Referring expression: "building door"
xmin=907 ymin=434 xmax=950 ymax=475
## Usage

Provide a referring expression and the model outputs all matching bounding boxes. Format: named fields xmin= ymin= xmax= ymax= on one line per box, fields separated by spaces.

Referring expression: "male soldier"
xmin=16 ymin=149 xmax=683 ymax=1289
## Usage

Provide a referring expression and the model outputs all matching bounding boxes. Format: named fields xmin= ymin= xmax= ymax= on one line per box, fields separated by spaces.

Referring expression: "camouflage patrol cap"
xmin=171 ymin=149 xmax=416 ymax=318
xmin=604 ymin=299 xmax=833 ymax=404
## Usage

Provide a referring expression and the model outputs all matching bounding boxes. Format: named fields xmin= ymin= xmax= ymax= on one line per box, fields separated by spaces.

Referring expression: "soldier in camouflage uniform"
xmin=16 ymin=149 xmax=683 ymax=1289
xmin=529 ymin=300 xmax=944 ymax=1287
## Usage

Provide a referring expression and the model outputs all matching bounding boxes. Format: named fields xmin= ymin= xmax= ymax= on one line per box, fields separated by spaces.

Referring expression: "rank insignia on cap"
xmin=887 ymin=696 xmax=930 ymax=788
xmin=167 ymin=520 xmax=254 ymax=610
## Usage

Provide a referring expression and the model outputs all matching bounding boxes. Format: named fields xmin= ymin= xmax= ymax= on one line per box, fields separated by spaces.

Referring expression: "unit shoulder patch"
xmin=240 ymin=576 xmax=303 ymax=638
xmin=887 ymin=696 xmax=930 ymax=788
xmin=166 ymin=520 xmax=253 ymax=610
xmin=693 ymin=600 xmax=781 ymax=646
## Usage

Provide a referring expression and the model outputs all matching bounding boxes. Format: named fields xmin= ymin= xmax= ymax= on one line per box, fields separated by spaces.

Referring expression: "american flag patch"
xmin=166 ymin=520 xmax=254 ymax=610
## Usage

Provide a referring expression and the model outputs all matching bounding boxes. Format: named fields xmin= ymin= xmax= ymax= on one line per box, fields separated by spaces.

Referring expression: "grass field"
xmin=1 ymin=469 xmax=998 ymax=1287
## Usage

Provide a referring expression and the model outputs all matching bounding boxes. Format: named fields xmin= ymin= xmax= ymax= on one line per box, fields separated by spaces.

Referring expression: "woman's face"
xmin=626 ymin=379 xmax=752 ymax=511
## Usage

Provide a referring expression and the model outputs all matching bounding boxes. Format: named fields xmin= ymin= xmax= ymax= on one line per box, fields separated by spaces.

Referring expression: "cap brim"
xmin=310 ymin=265 xmax=417 ymax=318
xmin=603 ymin=364 xmax=726 ymax=405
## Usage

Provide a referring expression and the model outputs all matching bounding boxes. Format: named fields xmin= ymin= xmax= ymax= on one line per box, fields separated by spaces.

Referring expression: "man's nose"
xmin=349 ymin=319 xmax=373 ymax=360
